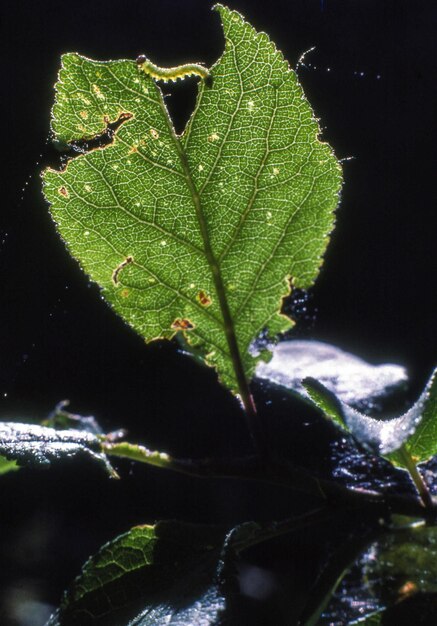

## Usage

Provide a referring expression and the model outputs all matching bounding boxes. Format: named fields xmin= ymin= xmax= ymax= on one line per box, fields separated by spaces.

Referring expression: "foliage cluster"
xmin=2 ymin=5 xmax=436 ymax=625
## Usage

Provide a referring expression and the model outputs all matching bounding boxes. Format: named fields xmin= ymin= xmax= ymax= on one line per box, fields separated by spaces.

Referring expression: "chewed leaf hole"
xmin=171 ymin=318 xmax=195 ymax=331
xmin=197 ymin=290 xmax=212 ymax=307
xmin=62 ymin=111 xmax=133 ymax=158
xmin=112 ymin=256 xmax=133 ymax=286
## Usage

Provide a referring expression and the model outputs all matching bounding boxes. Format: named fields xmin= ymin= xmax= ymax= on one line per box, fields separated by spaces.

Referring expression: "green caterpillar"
xmin=136 ymin=55 xmax=210 ymax=83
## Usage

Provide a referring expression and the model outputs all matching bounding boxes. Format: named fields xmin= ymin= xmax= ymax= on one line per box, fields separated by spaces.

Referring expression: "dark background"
xmin=1 ymin=0 xmax=436 ymax=624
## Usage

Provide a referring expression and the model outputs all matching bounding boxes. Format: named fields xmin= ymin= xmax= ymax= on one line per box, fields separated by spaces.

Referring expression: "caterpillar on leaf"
xmin=136 ymin=55 xmax=210 ymax=83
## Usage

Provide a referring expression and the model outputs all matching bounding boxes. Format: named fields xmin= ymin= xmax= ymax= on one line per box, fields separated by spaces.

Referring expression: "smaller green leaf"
xmin=396 ymin=367 xmax=437 ymax=464
xmin=303 ymin=366 xmax=437 ymax=463
xmin=0 ymin=454 xmax=19 ymax=475
xmin=103 ymin=441 xmax=173 ymax=471
xmin=0 ymin=422 xmax=116 ymax=476
xmin=46 ymin=521 xmax=249 ymax=626
xmin=302 ymin=376 xmax=345 ymax=429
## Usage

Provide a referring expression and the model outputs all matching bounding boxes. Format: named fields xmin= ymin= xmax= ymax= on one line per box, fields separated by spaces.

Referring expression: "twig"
xmin=103 ymin=442 xmax=435 ymax=519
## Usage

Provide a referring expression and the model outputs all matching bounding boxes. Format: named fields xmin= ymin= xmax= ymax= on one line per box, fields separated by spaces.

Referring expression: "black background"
xmin=1 ymin=0 xmax=436 ymax=623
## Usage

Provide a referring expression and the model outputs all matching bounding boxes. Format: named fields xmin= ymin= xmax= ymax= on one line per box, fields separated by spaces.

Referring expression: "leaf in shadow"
xmin=298 ymin=528 xmax=378 ymax=626
xmin=0 ymin=422 xmax=116 ymax=476
xmin=324 ymin=522 xmax=437 ymax=626
xmin=45 ymin=521 xmax=257 ymax=626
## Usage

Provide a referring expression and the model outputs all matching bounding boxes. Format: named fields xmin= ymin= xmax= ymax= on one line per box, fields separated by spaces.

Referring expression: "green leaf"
xmin=396 ymin=367 xmax=437 ymax=464
xmin=303 ymin=366 xmax=437 ymax=466
xmin=46 ymin=521 xmax=246 ymax=626
xmin=42 ymin=4 xmax=342 ymax=394
xmin=0 ymin=422 xmax=116 ymax=476
xmin=103 ymin=441 xmax=173 ymax=471
xmin=0 ymin=454 xmax=19 ymax=475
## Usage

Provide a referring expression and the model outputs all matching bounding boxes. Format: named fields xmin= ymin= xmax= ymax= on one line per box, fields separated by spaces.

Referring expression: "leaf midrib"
xmin=154 ymin=83 xmax=249 ymax=394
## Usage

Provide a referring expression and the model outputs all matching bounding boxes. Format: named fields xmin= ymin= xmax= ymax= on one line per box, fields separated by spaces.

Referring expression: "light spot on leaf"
xmin=150 ymin=128 xmax=159 ymax=139
xmin=77 ymin=93 xmax=91 ymax=105
xmin=92 ymin=84 xmax=105 ymax=100
xmin=208 ymin=132 xmax=220 ymax=142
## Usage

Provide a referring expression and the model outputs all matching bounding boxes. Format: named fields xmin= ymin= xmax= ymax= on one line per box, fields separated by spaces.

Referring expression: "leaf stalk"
xmin=397 ymin=444 xmax=435 ymax=513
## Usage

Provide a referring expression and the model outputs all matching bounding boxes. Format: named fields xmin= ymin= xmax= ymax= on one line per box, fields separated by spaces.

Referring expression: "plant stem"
xmin=104 ymin=443 xmax=434 ymax=520
xmin=397 ymin=444 xmax=435 ymax=512
xmin=232 ymin=507 xmax=335 ymax=554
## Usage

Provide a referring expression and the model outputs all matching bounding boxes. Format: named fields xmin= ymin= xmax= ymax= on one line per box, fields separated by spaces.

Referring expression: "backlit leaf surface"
xmin=42 ymin=5 xmax=341 ymax=393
